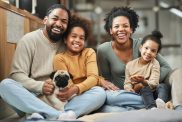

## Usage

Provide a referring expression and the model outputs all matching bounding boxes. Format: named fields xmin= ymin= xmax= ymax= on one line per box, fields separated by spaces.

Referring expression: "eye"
xmin=123 ymin=24 xmax=129 ymax=28
xmin=151 ymin=49 xmax=157 ymax=53
xmin=113 ymin=25 xmax=119 ymax=29
xmin=61 ymin=19 xmax=68 ymax=24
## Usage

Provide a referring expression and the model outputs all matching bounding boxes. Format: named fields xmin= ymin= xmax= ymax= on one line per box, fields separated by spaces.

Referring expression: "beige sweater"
xmin=124 ymin=58 xmax=160 ymax=89
xmin=10 ymin=29 xmax=62 ymax=93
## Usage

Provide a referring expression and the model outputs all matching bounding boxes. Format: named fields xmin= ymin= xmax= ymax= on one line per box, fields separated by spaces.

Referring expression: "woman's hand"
xmin=57 ymin=86 xmax=79 ymax=102
xmin=42 ymin=79 xmax=55 ymax=95
xmin=100 ymin=79 xmax=119 ymax=91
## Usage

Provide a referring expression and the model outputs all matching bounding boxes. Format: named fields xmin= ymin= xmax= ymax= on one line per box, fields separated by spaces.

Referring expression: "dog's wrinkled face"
xmin=50 ymin=70 xmax=71 ymax=88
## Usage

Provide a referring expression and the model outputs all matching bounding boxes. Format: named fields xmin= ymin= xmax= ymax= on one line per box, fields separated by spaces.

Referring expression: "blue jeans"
xmin=140 ymin=83 xmax=171 ymax=109
xmin=0 ymin=79 xmax=106 ymax=119
xmin=98 ymin=90 xmax=145 ymax=112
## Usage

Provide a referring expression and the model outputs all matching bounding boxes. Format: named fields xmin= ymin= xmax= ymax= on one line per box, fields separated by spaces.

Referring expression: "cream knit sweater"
xmin=10 ymin=29 xmax=62 ymax=93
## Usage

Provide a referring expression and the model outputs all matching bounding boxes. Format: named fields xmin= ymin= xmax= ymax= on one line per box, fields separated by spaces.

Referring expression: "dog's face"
xmin=50 ymin=70 xmax=72 ymax=88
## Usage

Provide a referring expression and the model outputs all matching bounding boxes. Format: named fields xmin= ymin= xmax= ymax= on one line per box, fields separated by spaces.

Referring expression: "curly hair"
xmin=141 ymin=30 xmax=163 ymax=52
xmin=63 ymin=14 xmax=91 ymax=40
xmin=104 ymin=7 xmax=139 ymax=35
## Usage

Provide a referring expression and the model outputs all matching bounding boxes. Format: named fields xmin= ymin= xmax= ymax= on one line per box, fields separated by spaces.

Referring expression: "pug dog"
xmin=40 ymin=70 xmax=72 ymax=111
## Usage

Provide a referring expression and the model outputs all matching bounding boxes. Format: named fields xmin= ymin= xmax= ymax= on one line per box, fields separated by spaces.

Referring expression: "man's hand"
xmin=100 ymin=79 xmax=119 ymax=91
xmin=57 ymin=86 xmax=79 ymax=102
xmin=42 ymin=79 xmax=55 ymax=95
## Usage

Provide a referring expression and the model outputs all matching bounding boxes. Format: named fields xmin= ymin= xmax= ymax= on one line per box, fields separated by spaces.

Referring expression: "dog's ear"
xmin=50 ymin=71 xmax=56 ymax=79
xmin=69 ymin=73 xmax=73 ymax=79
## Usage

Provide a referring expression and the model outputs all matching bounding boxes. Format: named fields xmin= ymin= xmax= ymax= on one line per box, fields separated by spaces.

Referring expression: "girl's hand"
xmin=131 ymin=75 xmax=145 ymax=83
xmin=124 ymin=85 xmax=135 ymax=92
xmin=57 ymin=86 xmax=78 ymax=102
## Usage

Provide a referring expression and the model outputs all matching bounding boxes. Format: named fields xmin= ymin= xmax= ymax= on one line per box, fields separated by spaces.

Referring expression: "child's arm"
xmin=124 ymin=63 xmax=135 ymax=92
xmin=75 ymin=49 xmax=98 ymax=94
xmin=147 ymin=59 xmax=160 ymax=89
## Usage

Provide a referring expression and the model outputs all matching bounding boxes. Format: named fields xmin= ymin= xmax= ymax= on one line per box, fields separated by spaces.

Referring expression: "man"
xmin=0 ymin=4 xmax=105 ymax=120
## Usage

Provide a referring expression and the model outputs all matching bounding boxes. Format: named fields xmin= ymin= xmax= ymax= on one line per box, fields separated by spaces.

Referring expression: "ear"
xmin=69 ymin=73 xmax=73 ymax=79
xmin=50 ymin=71 xmax=56 ymax=79
xmin=109 ymin=28 xmax=112 ymax=35
xmin=139 ymin=45 xmax=142 ymax=52
xmin=64 ymin=38 xmax=67 ymax=44
xmin=43 ymin=16 xmax=48 ymax=24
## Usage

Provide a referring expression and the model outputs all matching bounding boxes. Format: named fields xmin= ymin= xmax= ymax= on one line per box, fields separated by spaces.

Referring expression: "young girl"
xmin=124 ymin=30 xmax=171 ymax=109
xmin=53 ymin=15 xmax=105 ymax=119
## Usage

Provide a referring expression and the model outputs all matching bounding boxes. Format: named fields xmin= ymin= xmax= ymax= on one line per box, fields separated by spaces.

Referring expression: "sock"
xmin=58 ymin=110 xmax=76 ymax=120
xmin=156 ymin=98 xmax=166 ymax=109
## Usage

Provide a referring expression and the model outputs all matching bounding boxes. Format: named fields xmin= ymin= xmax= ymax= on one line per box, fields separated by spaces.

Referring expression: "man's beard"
xmin=46 ymin=27 xmax=64 ymax=43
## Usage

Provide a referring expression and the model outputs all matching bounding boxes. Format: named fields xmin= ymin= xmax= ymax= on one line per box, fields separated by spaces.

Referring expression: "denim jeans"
xmin=140 ymin=86 xmax=156 ymax=109
xmin=0 ymin=79 xmax=106 ymax=119
xmin=156 ymin=83 xmax=171 ymax=102
xmin=140 ymin=83 xmax=170 ymax=109
xmin=98 ymin=90 xmax=145 ymax=112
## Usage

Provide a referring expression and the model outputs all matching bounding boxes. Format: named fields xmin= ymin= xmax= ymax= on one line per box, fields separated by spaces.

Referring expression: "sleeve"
xmin=156 ymin=53 xmax=172 ymax=82
xmin=75 ymin=49 xmax=98 ymax=94
xmin=147 ymin=60 xmax=160 ymax=89
xmin=124 ymin=63 xmax=133 ymax=89
xmin=53 ymin=54 xmax=68 ymax=71
xmin=97 ymin=45 xmax=112 ymax=81
xmin=10 ymin=37 xmax=44 ymax=93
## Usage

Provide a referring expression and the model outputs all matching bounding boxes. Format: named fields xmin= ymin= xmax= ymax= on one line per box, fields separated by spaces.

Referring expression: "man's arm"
xmin=10 ymin=37 xmax=44 ymax=93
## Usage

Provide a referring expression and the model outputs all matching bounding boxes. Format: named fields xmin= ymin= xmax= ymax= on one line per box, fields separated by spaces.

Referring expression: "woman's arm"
xmin=97 ymin=45 xmax=112 ymax=81
xmin=156 ymin=54 xmax=172 ymax=82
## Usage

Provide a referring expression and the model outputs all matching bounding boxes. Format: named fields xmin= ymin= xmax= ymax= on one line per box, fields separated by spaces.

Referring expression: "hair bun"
xmin=151 ymin=30 xmax=163 ymax=39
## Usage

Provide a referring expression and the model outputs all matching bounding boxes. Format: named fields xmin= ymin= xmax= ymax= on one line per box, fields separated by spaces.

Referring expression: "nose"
xmin=146 ymin=49 xmax=151 ymax=54
xmin=118 ymin=26 xmax=124 ymax=31
xmin=75 ymin=37 xmax=80 ymax=42
xmin=55 ymin=20 xmax=63 ymax=27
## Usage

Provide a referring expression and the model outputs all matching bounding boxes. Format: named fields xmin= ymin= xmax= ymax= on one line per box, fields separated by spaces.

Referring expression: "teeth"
xmin=52 ymin=28 xmax=60 ymax=32
xmin=73 ymin=43 xmax=79 ymax=47
xmin=118 ymin=33 xmax=125 ymax=39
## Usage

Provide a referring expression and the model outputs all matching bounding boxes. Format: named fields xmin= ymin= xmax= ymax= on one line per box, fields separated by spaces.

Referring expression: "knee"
xmin=91 ymin=86 xmax=106 ymax=101
xmin=0 ymin=78 xmax=15 ymax=89
xmin=140 ymin=86 xmax=151 ymax=93
xmin=157 ymin=83 xmax=169 ymax=89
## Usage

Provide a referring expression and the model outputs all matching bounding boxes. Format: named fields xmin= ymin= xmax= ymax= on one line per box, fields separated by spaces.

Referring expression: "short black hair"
xmin=63 ymin=14 xmax=91 ymax=40
xmin=46 ymin=4 xmax=71 ymax=21
xmin=104 ymin=7 xmax=139 ymax=35
xmin=141 ymin=30 xmax=163 ymax=52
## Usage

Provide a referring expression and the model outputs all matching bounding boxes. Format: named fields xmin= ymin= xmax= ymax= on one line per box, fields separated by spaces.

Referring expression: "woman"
xmin=97 ymin=7 xmax=172 ymax=112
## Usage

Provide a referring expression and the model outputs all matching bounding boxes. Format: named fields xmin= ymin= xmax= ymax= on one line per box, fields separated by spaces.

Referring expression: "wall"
xmin=0 ymin=1 xmax=43 ymax=119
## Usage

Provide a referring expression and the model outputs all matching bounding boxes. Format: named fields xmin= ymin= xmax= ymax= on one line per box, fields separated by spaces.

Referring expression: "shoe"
xmin=175 ymin=105 xmax=182 ymax=111
xmin=26 ymin=113 xmax=45 ymax=120
xmin=150 ymin=107 xmax=158 ymax=110
xmin=58 ymin=110 xmax=76 ymax=120
xmin=156 ymin=98 xmax=166 ymax=109
xmin=165 ymin=101 xmax=174 ymax=109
